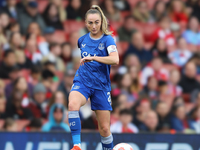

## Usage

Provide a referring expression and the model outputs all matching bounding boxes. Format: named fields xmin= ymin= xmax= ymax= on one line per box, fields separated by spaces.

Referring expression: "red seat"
xmin=63 ymin=20 xmax=85 ymax=34
xmin=127 ymin=0 xmax=140 ymax=8
xmin=110 ymin=21 xmax=123 ymax=31
xmin=51 ymin=30 xmax=67 ymax=43
xmin=116 ymin=42 xmax=129 ymax=56
xmin=120 ymin=11 xmax=131 ymax=18
xmin=38 ymin=0 xmax=49 ymax=13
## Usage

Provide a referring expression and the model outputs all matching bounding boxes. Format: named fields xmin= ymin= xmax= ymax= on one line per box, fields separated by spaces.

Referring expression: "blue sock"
xmin=101 ymin=134 xmax=113 ymax=150
xmin=68 ymin=111 xmax=81 ymax=146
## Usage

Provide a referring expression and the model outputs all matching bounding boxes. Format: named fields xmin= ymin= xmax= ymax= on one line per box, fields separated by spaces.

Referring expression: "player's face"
xmin=86 ymin=13 xmax=102 ymax=36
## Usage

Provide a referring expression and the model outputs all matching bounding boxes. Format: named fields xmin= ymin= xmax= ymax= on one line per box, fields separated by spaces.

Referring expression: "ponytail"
xmin=85 ymin=5 xmax=113 ymax=35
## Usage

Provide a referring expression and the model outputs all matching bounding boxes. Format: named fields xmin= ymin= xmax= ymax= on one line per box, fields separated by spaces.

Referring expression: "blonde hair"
xmin=85 ymin=5 xmax=112 ymax=35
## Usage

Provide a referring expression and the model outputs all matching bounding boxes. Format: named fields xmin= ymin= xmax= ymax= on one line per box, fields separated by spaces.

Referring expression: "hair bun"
xmin=91 ymin=5 xmax=98 ymax=9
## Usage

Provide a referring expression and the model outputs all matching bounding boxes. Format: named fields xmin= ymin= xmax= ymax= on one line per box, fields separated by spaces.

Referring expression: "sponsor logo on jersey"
xmin=98 ymin=43 xmax=104 ymax=50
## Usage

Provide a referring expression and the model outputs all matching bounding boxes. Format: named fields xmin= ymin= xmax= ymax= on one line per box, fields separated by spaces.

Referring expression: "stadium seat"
xmin=20 ymin=69 xmax=31 ymax=81
xmin=50 ymin=30 xmax=67 ymax=43
xmin=146 ymin=0 xmax=157 ymax=9
xmin=38 ymin=0 xmax=49 ymax=13
xmin=116 ymin=42 xmax=129 ymax=56
xmin=120 ymin=11 xmax=131 ymax=18
xmin=127 ymin=0 xmax=140 ymax=8
xmin=110 ymin=21 xmax=123 ymax=31
xmin=63 ymin=20 xmax=85 ymax=34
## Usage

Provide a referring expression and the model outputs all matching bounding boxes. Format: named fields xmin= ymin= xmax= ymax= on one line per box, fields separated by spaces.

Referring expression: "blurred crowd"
xmin=0 ymin=0 xmax=200 ymax=134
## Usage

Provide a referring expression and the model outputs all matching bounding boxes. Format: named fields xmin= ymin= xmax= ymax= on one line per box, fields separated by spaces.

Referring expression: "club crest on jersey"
xmin=98 ymin=43 xmax=104 ymax=50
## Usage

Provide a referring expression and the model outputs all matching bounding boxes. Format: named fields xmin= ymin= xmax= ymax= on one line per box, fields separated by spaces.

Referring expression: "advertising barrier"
xmin=0 ymin=132 xmax=200 ymax=150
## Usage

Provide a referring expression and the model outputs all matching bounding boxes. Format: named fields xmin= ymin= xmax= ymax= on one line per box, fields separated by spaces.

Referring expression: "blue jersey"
xmin=73 ymin=33 xmax=116 ymax=91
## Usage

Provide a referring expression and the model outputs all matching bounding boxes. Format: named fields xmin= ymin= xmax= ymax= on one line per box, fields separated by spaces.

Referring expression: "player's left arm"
xmin=80 ymin=51 xmax=119 ymax=65
xmin=80 ymin=44 xmax=119 ymax=65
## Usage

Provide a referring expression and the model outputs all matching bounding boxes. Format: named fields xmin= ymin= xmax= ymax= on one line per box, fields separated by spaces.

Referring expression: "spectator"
xmin=113 ymin=0 xmax=130 ymax=11
xmin=0 ymin=12 xmax=10 ymax=33
xmin=6 ymin=77 xmax=33 ymax=104
xmin=110 ymin=102 xmax=121 ymax=125
xmin=149 ymin=15 xmax=175 ymax=46
xmin=167 ymin=69 xmax=182 ymax=96
xmin=25 ymin=118 xmax=42 ymax=132
xmin=151 ymin=38 xmax=172 ymax=64
xmin=170 ymin=104 xmax=191 ymax=132
xmin=168 ymin=37 xmax=192 ymax=67
xmin=3 ymin=118 xmax=18 ymax=132
xmin=48 ymin=91 xmax=68 ymax=122
xmin=0 ymin=96 xmax=6 ymax=119
xmin=0 ymin=22 xmax=8 ymax=48
xmin=101 ymin=0 xmax=121 ymax=21
xmin=168 ymin=0 xmax=188 ymax=23
xmin=123 ymin=54 xmax=141 ymax=69
xmin=191 ymin=0 xmax=200 ymax=22
xmin=117 ymin=16 xmax=137 ymax=42
xmin=123 ymin=31 xmax=152 ymax=66
xmin=40 ymin=69 xmax=56 ymax=97
xmin=50 ymin=0 xmax=66 ymax=22
xmin=57 ymin=69 xmax=75 ymax=100
xmin=28 ymin=65 xmax=42 ymax=86
xmin=129 ymin=66 xmax=141 ymax=98
xmin=27 ymin=22 xmax=49 ymax=56
xmin=69 ymin=31 xmax=81 ymax=58
xmin=42 ymin=3 xmax=64 ymax=30
xmin=66 ymin=0 xmax=82 ymax=20
xmin=61 ymin=42 xmax=72 ymax=64
xmin=172 ymin=96 xmax=185 ymax=107
xmin=140 ymin=57 xmax=169 ymax=86
xmin=140 ymin=110 xmax=159 ymax=132
xmin=17 ymin=1 xmax=46 ymax=35
xmin=182 ymin=16 xmax=200 ymax=46
xmin=24 ymin=34 xmax=43 ymax=64
xmin=6 ymin=31 xmax=24 ymax=51
xmin=156 ymin=101 xmax=171 ymax=131
xmin=139 ymin=76 xmax=159 ymax=101
xmin=0 ymin=80 xmax=5 ymax=98
xmin=15 ymin=50 xmax=33 ymax=69
xmin=150 ymin=0 xmax=167 ymax=22
xmin=1 ymin=0 xmax=19 ymax=19
xmin=132 ymin=1 xmax=150 ymax=23
xmin=188 ymin=106 xmax=200 ymax=133
xmin=170 ymin=22 xmax=182 ymax=41
xmin=42 ymin=43 xmax=65 ymax=72
xmin=132 ymin=99 xmax=151 ymax=128
xmin=42 ymin=103 xmax=70 ymax=132
xmin=7 ymin=21 xmax=20 ymax=37
xmin=0 ymin=49 xmax=17 ymax=79
xmin=117 ymin=73 xmax=136 ymax=104
xmin=110 ymin=109 xmax=139 ymax=133
xmin=28 ymin=83 xmax=48 ymax=118
xmin=5 ymin=90 xmax=33 ymax=119
xmin=82 ymin=111 xmax=98 ymax=130
xmin=179 ymin=62 xmax=200 ymax=93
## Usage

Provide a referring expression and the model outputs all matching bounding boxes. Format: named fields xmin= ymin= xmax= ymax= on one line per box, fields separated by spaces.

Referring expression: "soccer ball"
xmin=113 ymin=143 xmax=133 ymax=150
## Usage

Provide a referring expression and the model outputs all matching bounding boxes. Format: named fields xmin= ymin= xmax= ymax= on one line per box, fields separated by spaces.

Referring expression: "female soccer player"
xmin=68 ymin=5 xmax=119 ymax=150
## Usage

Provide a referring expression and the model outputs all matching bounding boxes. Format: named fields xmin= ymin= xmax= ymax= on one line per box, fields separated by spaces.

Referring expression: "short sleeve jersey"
xmin=73 ymin=33 xmax=117 ymax=91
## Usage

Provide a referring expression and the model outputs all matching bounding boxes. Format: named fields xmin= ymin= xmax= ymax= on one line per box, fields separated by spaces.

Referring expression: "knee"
xmin=99 ymin=125 xmax=110 ymax=136
xmin=68 ymin=100 xmax=80 ymax=111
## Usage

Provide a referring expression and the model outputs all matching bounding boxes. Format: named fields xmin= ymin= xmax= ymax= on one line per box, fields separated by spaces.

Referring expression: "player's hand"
xmin=80 ymin=57 xmax=94 ymax=65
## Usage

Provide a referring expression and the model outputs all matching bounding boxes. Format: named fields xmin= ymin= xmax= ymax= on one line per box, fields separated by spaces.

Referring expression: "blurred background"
xmin=0 ymin=0 xmax=200 ymax=137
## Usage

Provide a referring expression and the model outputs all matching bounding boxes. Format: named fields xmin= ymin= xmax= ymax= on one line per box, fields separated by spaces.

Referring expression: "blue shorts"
xmin=70 ymin=80 xmax=112 ymax=111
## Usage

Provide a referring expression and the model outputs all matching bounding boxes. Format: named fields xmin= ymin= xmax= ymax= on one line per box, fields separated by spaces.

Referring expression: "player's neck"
xmin=90 ymin=31 xmax=103 ymax=39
